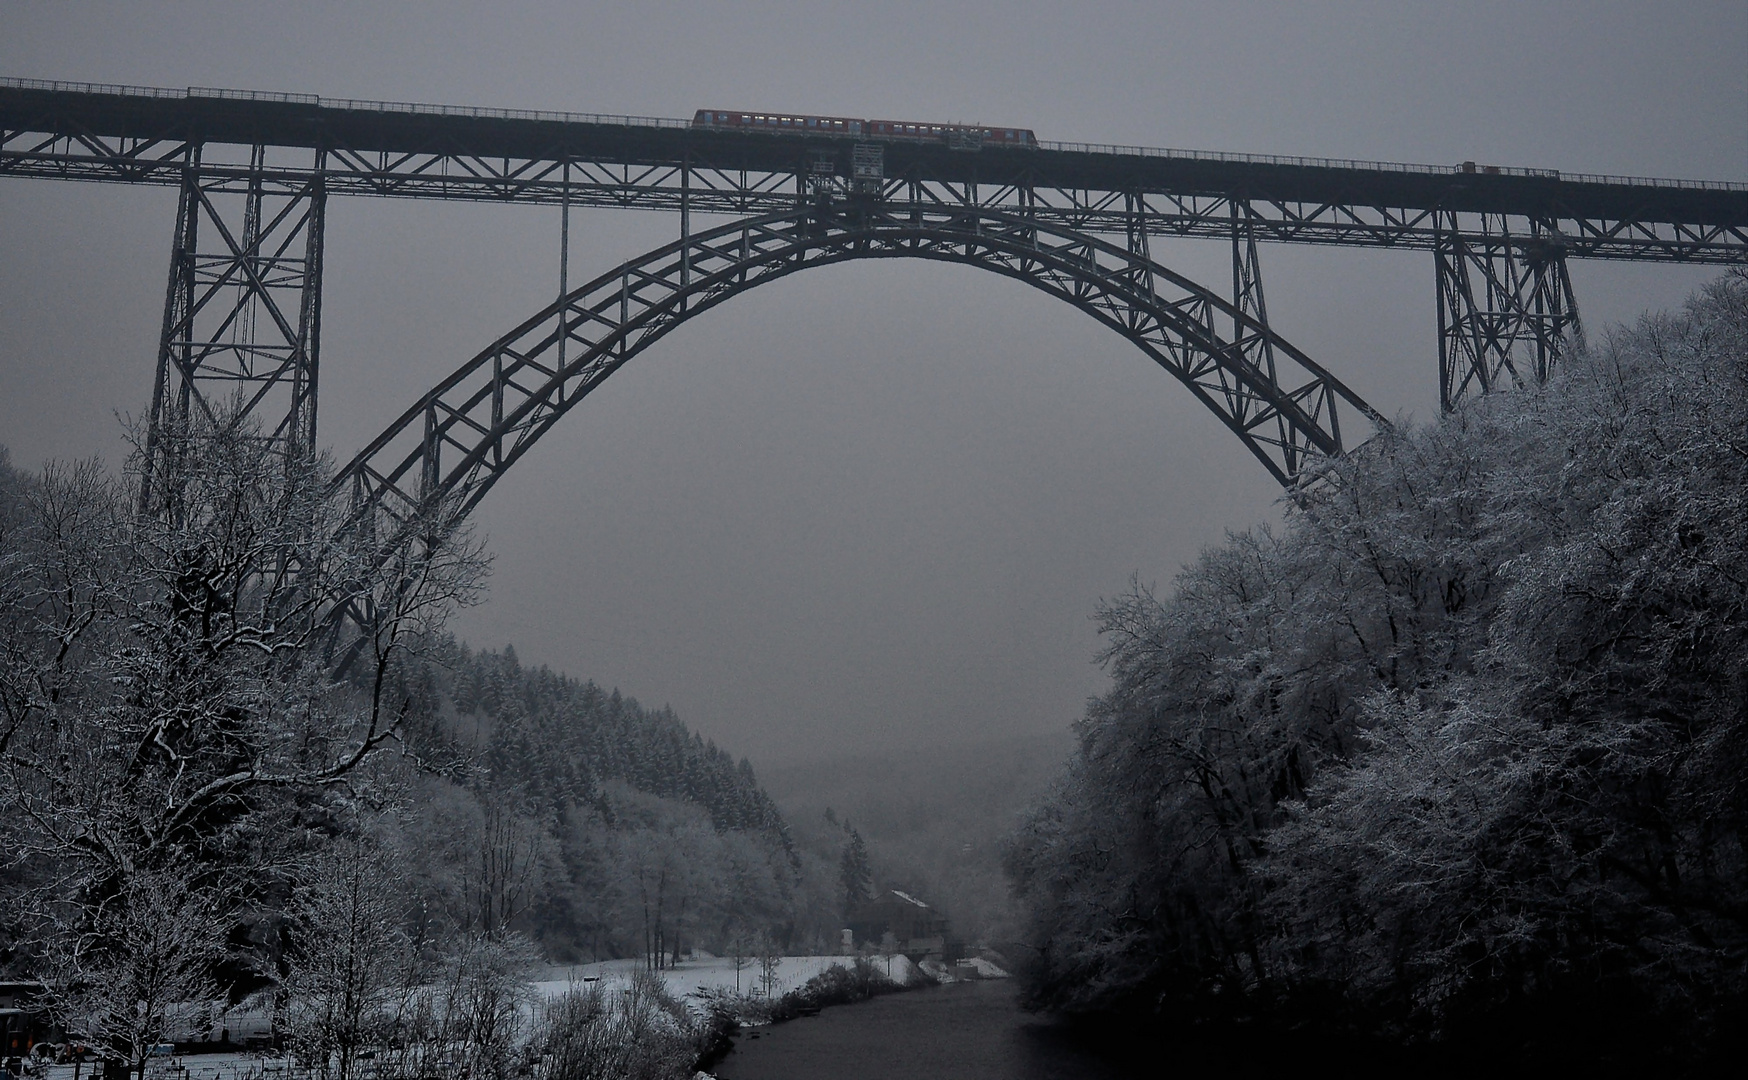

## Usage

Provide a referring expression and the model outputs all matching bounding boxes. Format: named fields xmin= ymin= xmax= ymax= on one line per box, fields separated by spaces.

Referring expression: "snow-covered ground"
xmin=535 ymin=953 xmax=922 ymax=1006
xmin=31 ymin=1055 xmax=285 ymax=1080
xmin=20 ymin=955 xmax=962 ymax=1080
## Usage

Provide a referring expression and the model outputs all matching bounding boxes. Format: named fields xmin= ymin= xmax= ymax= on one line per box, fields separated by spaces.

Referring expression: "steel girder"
xmin=4 ymin=129 xmax=1744 ymax=264
xmin=138 ymin=146 xmax=326 ymax=511
xmin=334 ymin=202 xmax=1385 ymax=546
xmin=1435 ymin=212 xmax=1581 ymax=409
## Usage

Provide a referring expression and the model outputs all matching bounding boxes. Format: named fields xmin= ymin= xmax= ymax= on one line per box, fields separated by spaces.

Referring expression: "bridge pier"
xmin=1229 ymin=201 xmax=1276 ymax=379
xmin=1434 ymin=211 xmax=1581 ymax=411
xmin=140 ymin=145 xmax=327 ymax=512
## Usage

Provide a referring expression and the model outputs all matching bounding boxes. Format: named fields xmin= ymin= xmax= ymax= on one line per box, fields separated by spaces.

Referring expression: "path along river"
xmin=712 ymin=979 xmax=1150 ymax=1080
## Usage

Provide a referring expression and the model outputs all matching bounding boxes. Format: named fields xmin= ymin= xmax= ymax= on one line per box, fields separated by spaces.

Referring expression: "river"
xmin=711 ymin=980 xmax=1149 ymax=1080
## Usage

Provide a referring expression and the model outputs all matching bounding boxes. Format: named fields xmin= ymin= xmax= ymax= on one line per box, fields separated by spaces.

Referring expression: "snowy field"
xmin=536 ymin=952 xmax=924 ymax=1005
xmin=21 ymin=956 xmax=940 ymax=1080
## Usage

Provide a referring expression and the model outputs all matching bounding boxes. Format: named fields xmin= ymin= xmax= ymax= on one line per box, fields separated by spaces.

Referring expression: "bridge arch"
xmin=335 ymin=202 xmax=1384 ymax=535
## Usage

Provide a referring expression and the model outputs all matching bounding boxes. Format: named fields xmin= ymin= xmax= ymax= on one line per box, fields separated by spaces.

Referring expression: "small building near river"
xmin=845 ymin=890 xmax=957 ymax=961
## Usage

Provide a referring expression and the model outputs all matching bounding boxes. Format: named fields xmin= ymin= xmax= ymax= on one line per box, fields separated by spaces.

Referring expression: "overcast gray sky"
xmin=2 ymin=1 xmax=1743 ymax=767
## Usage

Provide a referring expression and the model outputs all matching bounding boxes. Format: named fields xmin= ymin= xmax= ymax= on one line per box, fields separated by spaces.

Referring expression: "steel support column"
xmin=140 ymin=144 xmax=327 ymax=511
xmin=1231 ymin=200 xmax=1274 ymax=376
xmin=1435 ymin=211 xmax=1581 ymax=410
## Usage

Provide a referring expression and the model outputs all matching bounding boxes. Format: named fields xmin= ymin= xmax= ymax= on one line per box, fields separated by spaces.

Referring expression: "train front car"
xmin=866 ymin=119 xmax=1037 ymax=148
xmin=692 ymin=110 xmax=864 ymax=136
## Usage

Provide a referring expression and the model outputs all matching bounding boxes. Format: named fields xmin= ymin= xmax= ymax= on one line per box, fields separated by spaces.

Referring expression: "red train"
xmin=692 ymin=110 xmax=1037 ymax=148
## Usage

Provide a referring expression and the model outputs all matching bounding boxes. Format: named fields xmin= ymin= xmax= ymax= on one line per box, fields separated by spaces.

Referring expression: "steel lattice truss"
xmin=139 ymin=151 xmax=325 ymax=511
xmin=336 ymin=202 xmax=1384 ymax=543
xmin=1435 ymin=213 xmax=1581 ymax=406
xmin=6 ymin=130 xmax=1744 ymax=264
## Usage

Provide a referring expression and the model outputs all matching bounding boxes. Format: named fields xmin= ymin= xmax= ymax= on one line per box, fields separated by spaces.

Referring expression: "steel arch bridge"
xmin=338 ymin=200 xmax=1383 ymax=535
xmin=4 ymin=77 xmax=1744 ymax=536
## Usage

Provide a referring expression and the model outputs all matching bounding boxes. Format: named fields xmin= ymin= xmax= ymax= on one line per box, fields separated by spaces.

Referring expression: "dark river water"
xmin=712 ymin=980 xmax=1150 ymax=1080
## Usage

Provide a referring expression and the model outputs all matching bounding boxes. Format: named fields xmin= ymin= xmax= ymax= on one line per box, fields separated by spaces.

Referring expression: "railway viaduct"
xmin=4 ymin=78 xmax=1745 ymax=545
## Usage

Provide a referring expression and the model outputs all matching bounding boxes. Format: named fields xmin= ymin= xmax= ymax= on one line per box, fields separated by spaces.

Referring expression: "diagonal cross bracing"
xmin=3 ymin=81 xmax=1743 ymax=264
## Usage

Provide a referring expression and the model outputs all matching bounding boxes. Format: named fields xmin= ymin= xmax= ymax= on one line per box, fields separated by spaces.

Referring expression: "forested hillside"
xmin=1007 ymin=272 xmax=1748 ymax=1066
xmin=0 ymin=413 xmax=839 ymax=1080
xmin=387 ymin=644 xmax=831 ymax=962
xmin=440 ymin=647 xmax=788 ymax=836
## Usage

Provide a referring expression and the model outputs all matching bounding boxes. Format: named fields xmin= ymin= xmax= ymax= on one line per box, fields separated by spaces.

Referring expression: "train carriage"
xmin=865 ymin=119 xmax=1036 ymax=147
xmin=692 ymin=110 xmax=864 ymax=136
xmin=691 ymin=109 xmax=1036 ymax=148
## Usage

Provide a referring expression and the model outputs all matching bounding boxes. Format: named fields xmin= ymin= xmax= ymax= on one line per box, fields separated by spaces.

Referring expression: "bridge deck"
xmin=4 ymin=79 xmax=1745 ymax=262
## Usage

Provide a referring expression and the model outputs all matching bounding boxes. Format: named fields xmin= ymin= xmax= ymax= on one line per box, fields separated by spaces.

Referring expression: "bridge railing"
xmin=6 ymin=76 xmax=1744 ymax=193
xmin=1036 ymin=139 xmax=1748 ymax=192
xmin=3 ymin=76 xmax=690 ymax=131
xmin=4 ymin=75 xmax=188 ymax=99
xmin=292 ymin=93 xmax=689 ymax=130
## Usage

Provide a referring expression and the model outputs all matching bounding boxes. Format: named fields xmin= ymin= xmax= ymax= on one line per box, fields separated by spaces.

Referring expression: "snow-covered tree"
xmin=282 ymin=836 xmax=417 ymax=1080
xmin=0 ymin=410 xmax=485 ymax=1061
xmin=1008 ymin=271 xmax=1748 ymax=1063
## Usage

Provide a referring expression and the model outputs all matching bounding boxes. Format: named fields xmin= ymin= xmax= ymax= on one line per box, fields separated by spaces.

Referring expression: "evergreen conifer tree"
xmin=839 ymin=825 xmax=873 ymax=918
